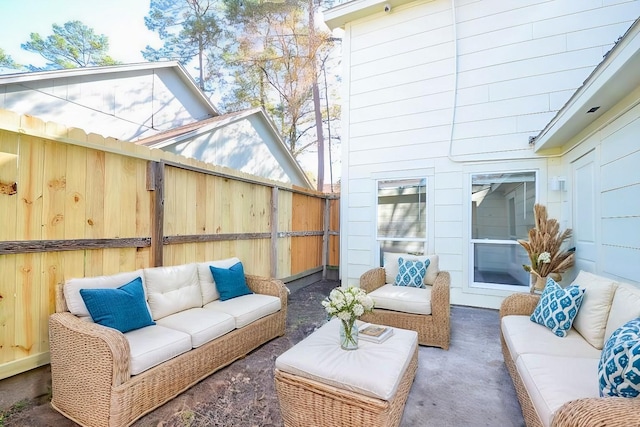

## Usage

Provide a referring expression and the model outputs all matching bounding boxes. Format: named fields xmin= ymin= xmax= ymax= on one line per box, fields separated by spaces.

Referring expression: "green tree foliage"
xmin=142 ymin=0 xmax=222 ymax=89
xmin=0 ymin=48 xmax=21 ymax=70
xmin=217 ymin=0 xmax=340 ymax=161
xmin=21 ymin=21 xmax=119 ymax=70
xmin=143 ymin=0 xmax=341 ymax=180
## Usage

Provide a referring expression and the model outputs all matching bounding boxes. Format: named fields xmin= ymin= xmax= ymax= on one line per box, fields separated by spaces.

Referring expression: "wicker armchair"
xmin=359 ymin=268 xmax=450 ymax=350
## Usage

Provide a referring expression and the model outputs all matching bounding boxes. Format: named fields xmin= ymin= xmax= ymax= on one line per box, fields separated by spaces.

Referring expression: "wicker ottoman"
xmin=275 ymin=319 xmax=418 ymax=427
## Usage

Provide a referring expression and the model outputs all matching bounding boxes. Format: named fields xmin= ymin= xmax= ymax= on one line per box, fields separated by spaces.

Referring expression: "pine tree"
xmin=21 ymin=21 xmax=119 ymax=70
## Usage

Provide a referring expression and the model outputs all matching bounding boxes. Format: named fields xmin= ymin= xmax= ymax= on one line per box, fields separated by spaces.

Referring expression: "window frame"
xmin=375 ymin=177 xmax=429 ymax=265
xmin=468 ymin=170 xmax=538 ymax=291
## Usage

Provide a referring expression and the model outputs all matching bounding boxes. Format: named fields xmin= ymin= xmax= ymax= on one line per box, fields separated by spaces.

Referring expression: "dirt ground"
xmin=2 ymin=280 xmax=337 ymax=427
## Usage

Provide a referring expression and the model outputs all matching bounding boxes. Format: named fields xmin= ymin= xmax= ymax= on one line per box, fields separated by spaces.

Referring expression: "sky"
xmin=0 ymin=0 xmax=158 ymax=67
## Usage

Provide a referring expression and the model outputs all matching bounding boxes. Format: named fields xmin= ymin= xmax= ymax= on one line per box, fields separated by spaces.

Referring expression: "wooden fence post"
xmin=322 ymin=197 xmax=330 ymax=280
xmin=270 ymin=186 xmax=278 ymax=278
xmin=147 ymin=161 xmax=165 ymax=267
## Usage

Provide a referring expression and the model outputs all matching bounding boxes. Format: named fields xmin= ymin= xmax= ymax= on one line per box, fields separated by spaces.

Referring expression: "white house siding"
xmin=0 ymin=68 xmax=214 ymax=141
xmin=559 ymin=93 xmax=640 ymax=286
xmin=336 ymin=0 xmax=640 ymax=308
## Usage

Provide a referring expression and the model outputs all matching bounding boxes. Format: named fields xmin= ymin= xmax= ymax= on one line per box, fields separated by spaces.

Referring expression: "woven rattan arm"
xmin=49 ymin=311 xmax=131 ymax=423
xmin=552 ymin=396 xmax=640 ymax=427
xmin=246 ymin=275 xmax=289 ymax=307
xmin=359 ymin=267 xmax=386 ymax=293
xmin=431 ymin=271 xmax=451 ymax=322
xmin=499 ymin=293 xmax=540 ymax=319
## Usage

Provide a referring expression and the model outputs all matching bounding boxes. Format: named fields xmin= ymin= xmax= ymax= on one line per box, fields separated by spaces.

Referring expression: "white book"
xmin=358 ymin=323 xmax=394 ymax=343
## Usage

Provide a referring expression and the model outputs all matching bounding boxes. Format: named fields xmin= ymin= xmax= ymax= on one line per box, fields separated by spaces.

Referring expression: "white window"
xmin=470 ymin=171 xmax=536 ymax=290
xmin=376 ymin=178 xmax=427 ymax=262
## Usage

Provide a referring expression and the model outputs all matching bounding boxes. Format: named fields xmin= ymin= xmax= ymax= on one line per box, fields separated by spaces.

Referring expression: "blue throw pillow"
xmin=79 ymin=277 xmax=155 ymax=333
xmin=598 ymin=318 xmax=640 ymax=398
xmin=530 ymin=277 xmax=585 ymax=338
xmin=210 ymin=262 xmax=253 ymax=301
xmin=394 ymin=257 xmax=430 ymax=288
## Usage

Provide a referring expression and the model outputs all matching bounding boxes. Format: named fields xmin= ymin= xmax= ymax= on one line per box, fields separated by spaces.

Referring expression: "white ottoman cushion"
xmin=369 ymin=284 xmax=432 ymax=315
xmin=204 ymin=294 xmax=281 ymax=329
xmin=125 ymin=325 xmax=192 ymax=375
xmin=275 ymin=319 xmax=417 ymax=400
xmin=155 ymin=307 xmax=235 ymax=348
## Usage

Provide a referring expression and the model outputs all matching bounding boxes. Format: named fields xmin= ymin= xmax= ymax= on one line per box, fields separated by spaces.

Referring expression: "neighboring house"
xmin=324 ymin=0 xmax=640 ymax=308
xmin=135 ymin=107 xmax=313 ymax=188
xmin=0 ymin=61 xmax=218 ymax=141
xmin=0 ymin=62 xmax=313 ymax=188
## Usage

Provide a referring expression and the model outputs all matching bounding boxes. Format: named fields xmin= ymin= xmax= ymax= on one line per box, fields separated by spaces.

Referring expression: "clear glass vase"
xmin=340 ymin=319 xmax=358 ymax=350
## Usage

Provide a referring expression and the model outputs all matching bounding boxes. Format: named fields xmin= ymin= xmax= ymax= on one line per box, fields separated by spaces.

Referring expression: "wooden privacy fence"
xmin=0 ymin=110 xmax=339 ymax=380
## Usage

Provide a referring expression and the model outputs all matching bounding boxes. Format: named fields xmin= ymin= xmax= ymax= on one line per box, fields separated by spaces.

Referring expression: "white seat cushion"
xmin=369 ymin=284 xmax=432 ymax=315
xmin=275 ymin=319 xmax=417 ymax=400
xmin=204 ymin=294 xmax=281 ymax=329
xmin=604 ymin=282 xmax=640 ymax=342
xmin=516 ymin=354 xmax=600 ymax=427
xmin=196 ymin=257 xmax=242 ymax=305
xmin=143 ymin=263 xmax=202 ymax=320
xmin=155 ymin=307 xmax=235 ymax=348
xmin=570 ymin=271 xmax=618 ymax=349
xmin=125 ymin=325 xmax=192 ymax=375
xmin=502 ymin=315 xmax=601 ymax=361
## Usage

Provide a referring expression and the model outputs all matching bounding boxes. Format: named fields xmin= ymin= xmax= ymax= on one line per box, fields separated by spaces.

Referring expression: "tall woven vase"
xmin=530 ymin=273 xmax=547 ymax=294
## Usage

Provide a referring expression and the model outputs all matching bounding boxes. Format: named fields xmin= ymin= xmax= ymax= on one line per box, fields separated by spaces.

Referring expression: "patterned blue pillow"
xmin=80 ymin=277 xmax=155 ymax=333
xmin=530 ymin=278 xmax=585 ymax=338
xmin=598 ymin=318 xmax=640 ymax=398
xmin=394 ymin=257 xmax=430 ymax=288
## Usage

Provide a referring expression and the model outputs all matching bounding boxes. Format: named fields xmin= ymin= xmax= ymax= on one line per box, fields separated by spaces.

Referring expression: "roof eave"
xmin=323 ymin=0 xmax=415 ymax=29
xmin=534 ymin=19 xmax=640 ymax=152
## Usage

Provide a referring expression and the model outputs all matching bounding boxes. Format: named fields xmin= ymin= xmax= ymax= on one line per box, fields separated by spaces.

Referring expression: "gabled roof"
xmin=534 ymin=18 xmax=640 ymax=152
xmin=136 ymin=107 xmax=314 ymax=189
xmin=0 ymin=61 xmax=219 ymax=116
xmin=135 ymin=108 xmax=252 ymax=147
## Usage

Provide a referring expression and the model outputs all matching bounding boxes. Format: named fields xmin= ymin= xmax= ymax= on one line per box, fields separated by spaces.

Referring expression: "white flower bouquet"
xmin=321 ymin=286 xmax=374 ymax=349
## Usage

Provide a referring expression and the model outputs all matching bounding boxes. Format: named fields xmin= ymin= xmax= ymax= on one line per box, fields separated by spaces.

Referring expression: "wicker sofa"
xmin=49 ymin=258 xmax=287 ymax=427
xmin=500 ymin=270 xmax=640 ymax=427
xmin=359 ymin=253 xmax=450 ymax=350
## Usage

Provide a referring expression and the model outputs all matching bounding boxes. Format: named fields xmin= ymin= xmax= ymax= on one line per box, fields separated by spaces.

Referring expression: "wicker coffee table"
xmin=275 ymin=319 xmax=418 ymax=427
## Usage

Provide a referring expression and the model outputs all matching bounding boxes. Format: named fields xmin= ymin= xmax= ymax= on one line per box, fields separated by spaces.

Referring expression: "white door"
xmin=572 ymin=150 xmax=598 ymax=273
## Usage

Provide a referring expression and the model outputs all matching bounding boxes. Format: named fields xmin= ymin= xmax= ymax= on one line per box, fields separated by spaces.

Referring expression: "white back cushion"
xmin=571 ymin=271 xmax=618 ymax=349
xmin=64 ymin=270 xmax=145 ymax=317
xmin=143 ymin=263 xmax=202 ymax=320
xmin=196 ymin=257 xmax=242 ymax=305
xmin=383 ymin=253 xmax=439 ymax=285
xmin=604 ymin=282 xmax=640 ymax=342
